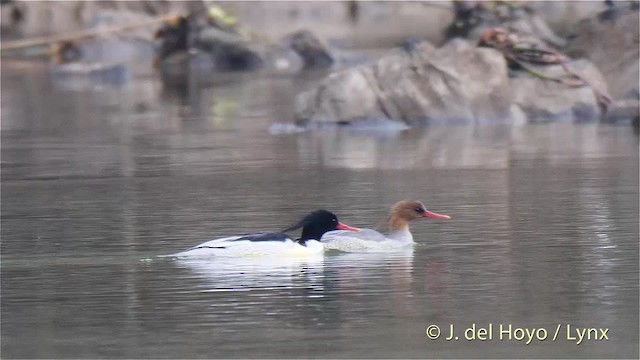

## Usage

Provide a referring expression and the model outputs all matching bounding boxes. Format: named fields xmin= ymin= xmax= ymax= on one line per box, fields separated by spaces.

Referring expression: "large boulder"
xmin=295 ymin=39 xmax=611 ymax=126
xmin=604 ymin=98 xmax=640 ymax=125
xmin=565 ymin=8 xmax=639 ymax=100
xmin=565 ymin=8 xmax=639 ymax=125
xmin=295 ymin=41 xmax=514 ymax=126
xmin=510 ymin=60 xmax=609 ymax=122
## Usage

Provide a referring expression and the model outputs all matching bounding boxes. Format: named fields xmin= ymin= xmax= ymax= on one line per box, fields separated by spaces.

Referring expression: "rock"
xmin=446 ymin=2 xmax=566 ymax=48
xmin=260 ymin=45 xmax=305 ymax=73
xmin=209 ymin=44 xmax=263 ymax=71
xmin=510 ymin=59 xmax=609 ymax=122
xmin=295 ymin=42 xmax=513 ymax=126
xmin=295 ymin=66 xmax=379 ymax=125
xmin=441 ymin=37 xmax=474 ymax=50
xmin=565 ymin=9 xmax=639 ymax=100
xmin=527 ymin=1 xmax=604 ymax=37
xmin=295 ymin=38 xmax=611 ymax=126
xmin=284 ymin=30 xmax=333 ymax=69
xmin=197 ymin=26 xmax=247 ymax=49
xmin=501 ymin=12 xmax=567 ymax=48
xmin=156 ymin=19 xmax=263 ymax=74
xmin=604 ymin=99 xmax=640 ymax=124
xmin=157 ymin=25 xmax=371 ymax=78
xmin=258 ymin=29 xmax=344 ymax=73
xmin=193 ymin=24 xmax=263 ymax=71
xmin=473 ymin=27 xmax=612 ymax=121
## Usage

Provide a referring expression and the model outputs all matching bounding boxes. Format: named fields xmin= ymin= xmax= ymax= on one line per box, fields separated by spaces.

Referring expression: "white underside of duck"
xmin=168 ymin=233 xmax=324 ymax=258
xmin=321 ymin=229 xmax=414 ymax=252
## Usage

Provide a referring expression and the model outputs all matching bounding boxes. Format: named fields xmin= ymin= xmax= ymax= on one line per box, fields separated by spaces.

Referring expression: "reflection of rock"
xmin=48 ymin=63 xmax=132 ymax=90
xmin=295 ymin=41 xmax=513 ymax=126
xmin=510 ymin=60 xmax=609 ymax=122
xmin=157 ymin=50 xmax=211 ymax=79
xmin=286 ymin=122 xmax=638 ymax=171
xmin=292 ymin=126 xmax=512 ymax=170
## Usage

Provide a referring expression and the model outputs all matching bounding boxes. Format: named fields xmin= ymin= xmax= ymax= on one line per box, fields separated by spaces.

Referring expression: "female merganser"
xmin=168 ymin=210 xmax=360 ymax=258
xmin=322 ymin=199 xmax=450 ymax=252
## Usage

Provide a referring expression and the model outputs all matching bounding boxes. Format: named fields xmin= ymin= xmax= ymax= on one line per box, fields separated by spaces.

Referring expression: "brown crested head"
xmin=391 ymin=199 xmax=430 ymax=222
xmin=387 ymin=199 xmax=451 ymax=232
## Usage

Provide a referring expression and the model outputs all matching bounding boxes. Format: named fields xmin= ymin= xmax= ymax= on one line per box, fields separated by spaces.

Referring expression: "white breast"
xmin=168 ymin=237 xmax=324 ymax=258
xmin=321 ymin=229 xmax=414 ymax=252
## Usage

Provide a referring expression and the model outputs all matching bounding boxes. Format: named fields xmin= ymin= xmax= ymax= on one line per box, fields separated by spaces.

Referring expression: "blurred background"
xmin=1 ymin=1 xmax=638 ymax=359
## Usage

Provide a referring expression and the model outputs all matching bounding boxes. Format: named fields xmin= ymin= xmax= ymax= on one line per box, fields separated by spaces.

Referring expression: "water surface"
xmin=1 ymin=61 xmax=638 ymax=358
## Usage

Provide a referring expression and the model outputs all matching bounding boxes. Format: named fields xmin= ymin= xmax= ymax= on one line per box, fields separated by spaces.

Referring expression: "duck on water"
xmin=322 ymin=199 xmax=451 ymax=252
xmin=168 ymin=210 xmax=360 ymax=258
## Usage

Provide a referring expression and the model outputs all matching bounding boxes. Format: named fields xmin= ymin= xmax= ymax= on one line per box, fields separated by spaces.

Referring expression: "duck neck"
xmin=386 ymin=217 xmax=413 ymax=242
xmin=298 ymin=228 xmax=318 ymax=245
xmin=388 ymin=216 xmax=410 ymax=234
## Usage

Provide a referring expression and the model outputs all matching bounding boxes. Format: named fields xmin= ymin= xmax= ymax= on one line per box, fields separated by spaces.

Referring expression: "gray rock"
xmin=528 ymin=2 xmax=604 ymax=38
xmin=441 ymin=38 xmax=474 ymax=50
xmin=565 ymin=10 xmax=639 ymax=100
xmin=510 ymin=60 xmax=609 ymax=122
xmin=259 ymin=45 xmax=304 ymax=74
xmin=295 ymin=42 xmax=513 ymax=126
xmin=295 ymin=41 xmax=611 ymax=126
xmin=285 ymin=30 xmax=334 ymax=69
xmin=604 ymin=99 xmax=640 ymax=124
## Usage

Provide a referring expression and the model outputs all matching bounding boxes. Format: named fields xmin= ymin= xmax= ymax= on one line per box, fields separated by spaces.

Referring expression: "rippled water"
xmin=1 ymin=61 xmax=638 ymax=358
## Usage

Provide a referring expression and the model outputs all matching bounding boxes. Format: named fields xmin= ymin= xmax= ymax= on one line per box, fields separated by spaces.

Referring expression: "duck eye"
xmin=415 ymin=207 xmax=425 ymax=213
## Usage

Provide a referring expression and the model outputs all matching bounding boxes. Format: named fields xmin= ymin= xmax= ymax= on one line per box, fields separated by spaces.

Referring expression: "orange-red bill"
xmin=336 ymin=222 xmax=361 ymax=231
xmin=424 ymin=211 xmax=451 ymax=220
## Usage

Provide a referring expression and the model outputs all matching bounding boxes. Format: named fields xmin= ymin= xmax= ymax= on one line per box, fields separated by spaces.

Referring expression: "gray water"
xmin=1 ymin=61 xmax=638 ymax=359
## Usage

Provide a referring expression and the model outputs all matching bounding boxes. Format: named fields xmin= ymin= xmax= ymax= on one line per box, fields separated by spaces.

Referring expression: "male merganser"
xmin=168 ymin=210 xmax=360 ymax=258
xmin=322 ymin=199 xmax=450 ymax=252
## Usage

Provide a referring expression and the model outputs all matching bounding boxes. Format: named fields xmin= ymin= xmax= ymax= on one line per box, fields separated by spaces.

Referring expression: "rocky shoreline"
xmin=293 ymin=2 xmax=638 ymax=127
xmin=2 ymin=1 xmax=638 ymax=127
